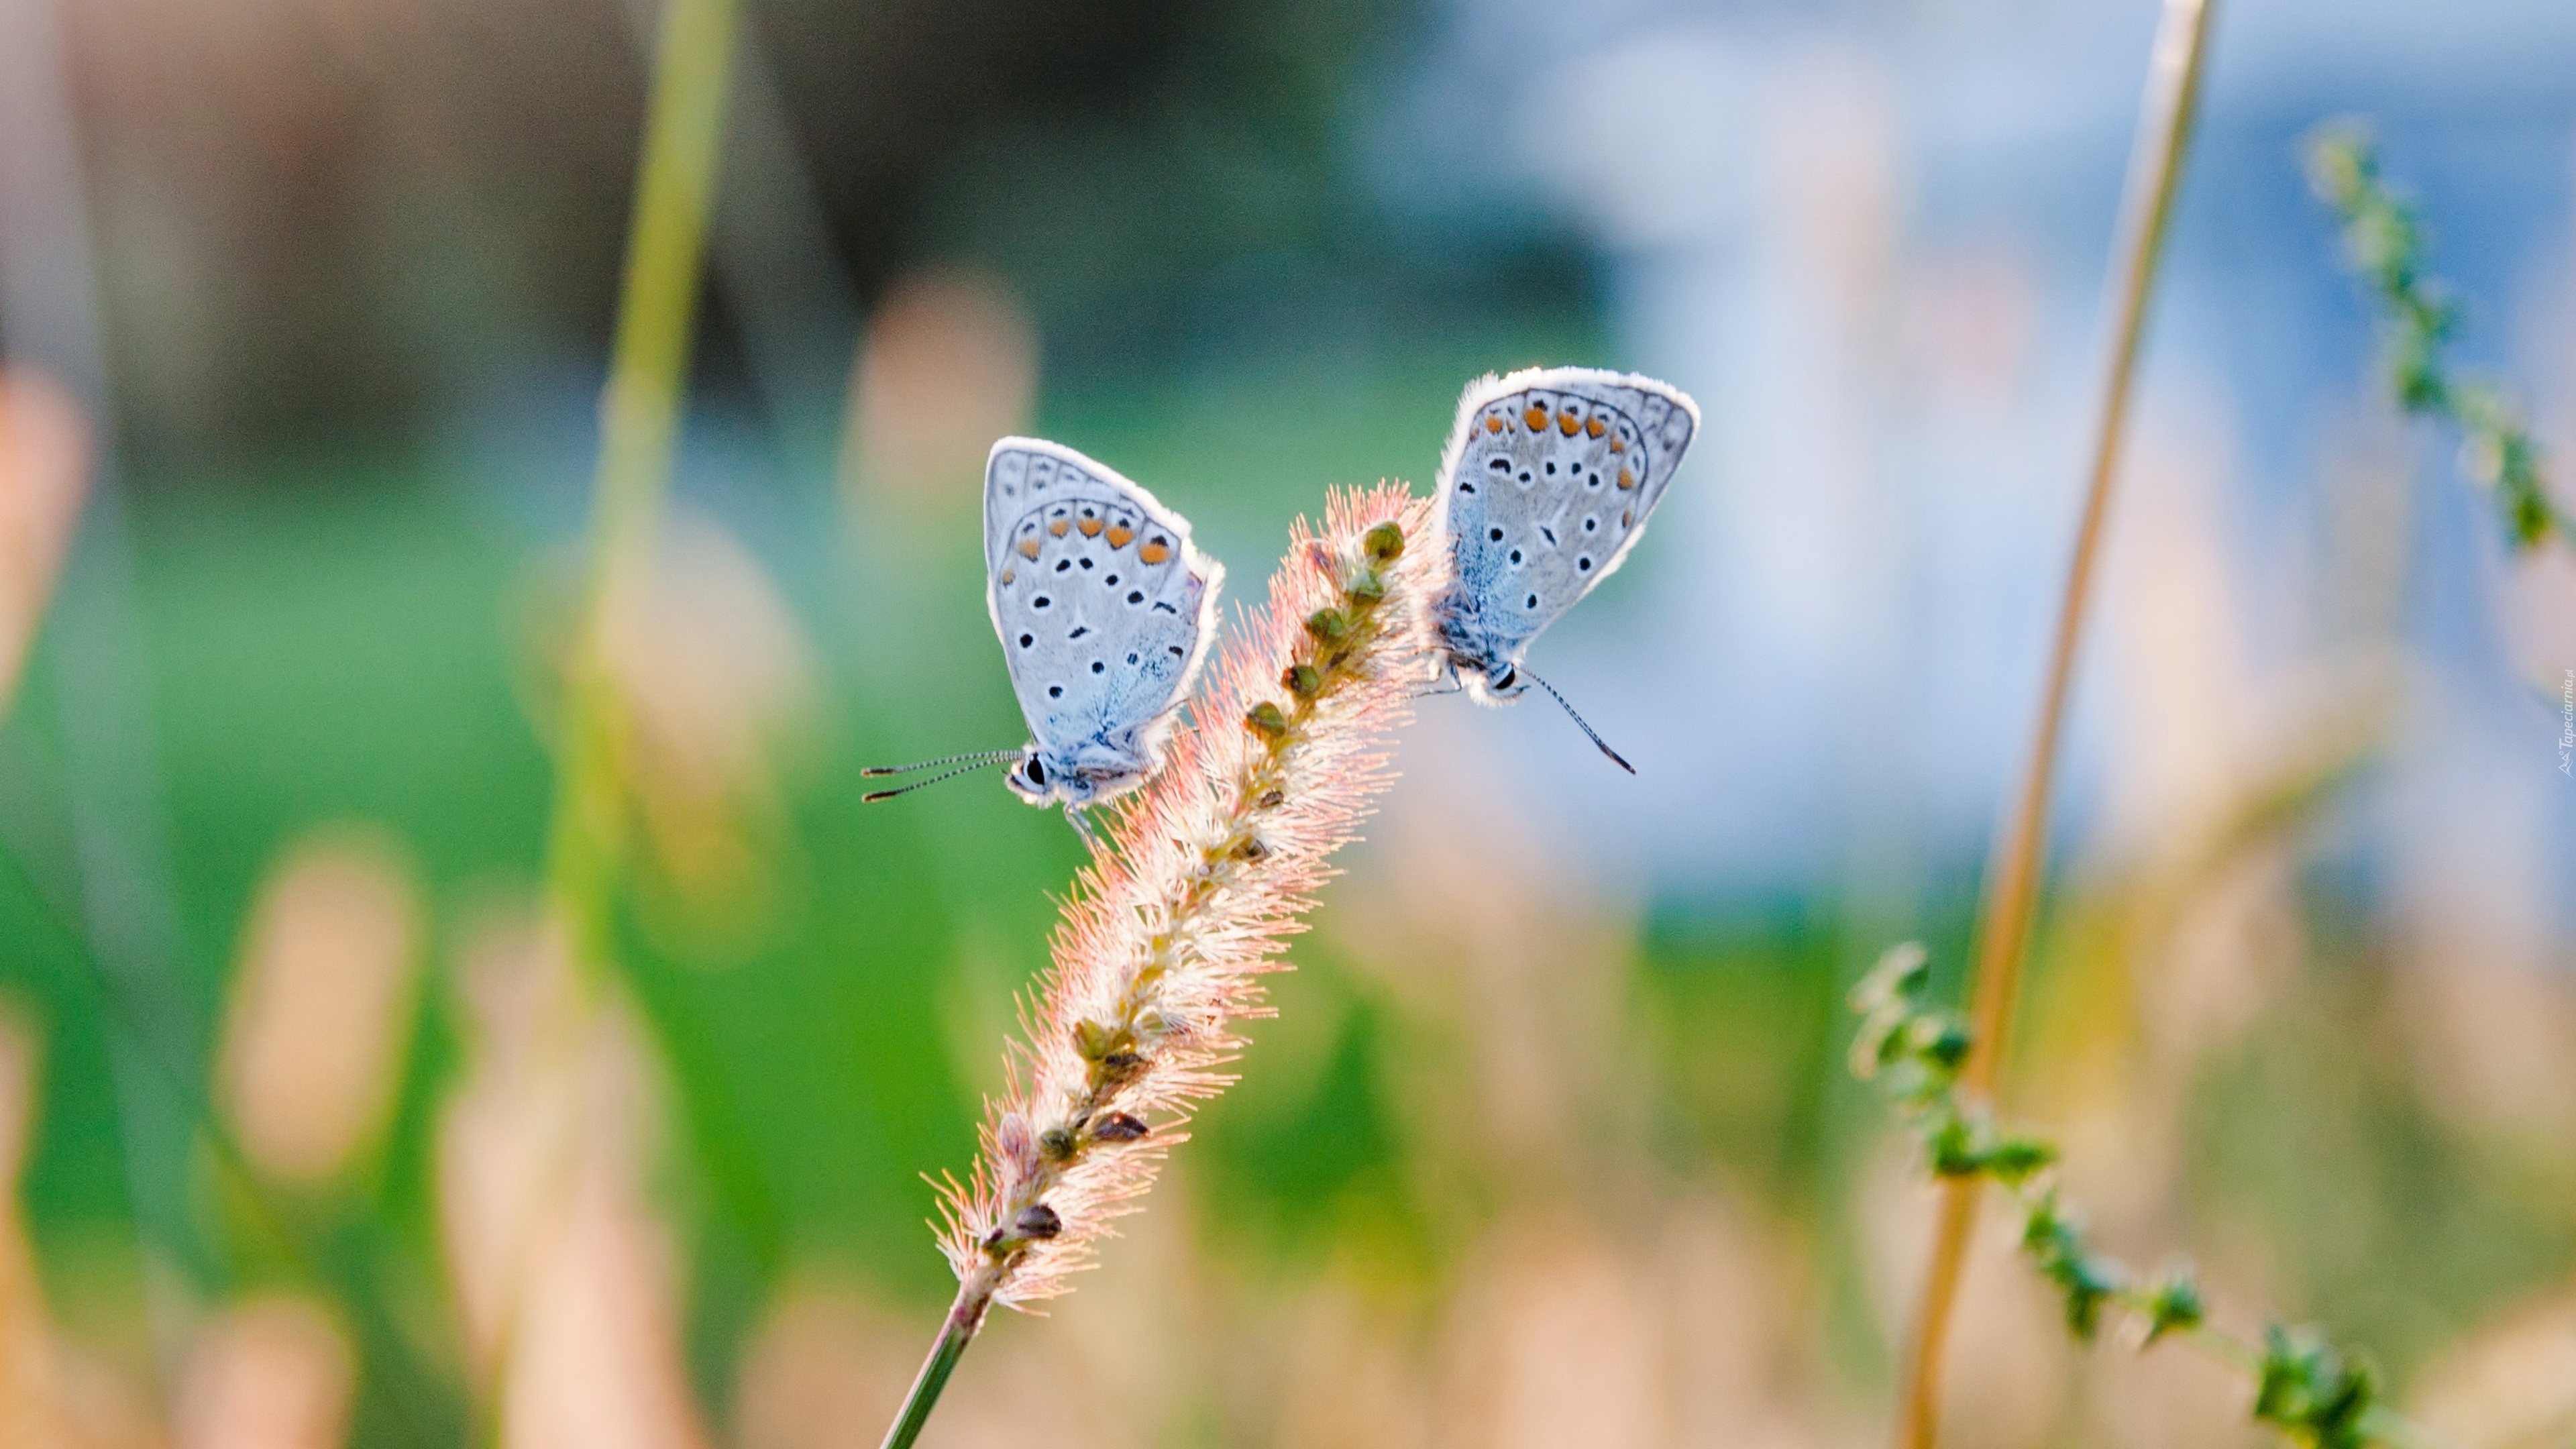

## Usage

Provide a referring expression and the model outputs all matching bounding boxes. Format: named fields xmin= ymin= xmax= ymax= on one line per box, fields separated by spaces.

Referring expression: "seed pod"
xmin=1073 ymin=1020 xmax=1134 ymax=1063
xmin=1091 ymin=1112 xmax=1149 ymax=1142
xmin=1014 ymin=1203 xmax=1064 ymax=1240
xmin=1362 ymin=521 xmax=1404 ymax=561
xmin=1245 ymin=701 xmax=1290 ymax=738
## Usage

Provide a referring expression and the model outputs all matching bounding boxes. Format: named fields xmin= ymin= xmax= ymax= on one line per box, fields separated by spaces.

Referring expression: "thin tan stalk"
xmin=1894 ymin=2 xmax=2217 ymax=1445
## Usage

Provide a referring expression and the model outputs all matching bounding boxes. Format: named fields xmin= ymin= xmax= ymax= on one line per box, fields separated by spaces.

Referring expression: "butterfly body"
xmin=983 ymin=437 xmax=1222 ymax=810
xmin=1428 ymin=367 xmax=1699 ymax=703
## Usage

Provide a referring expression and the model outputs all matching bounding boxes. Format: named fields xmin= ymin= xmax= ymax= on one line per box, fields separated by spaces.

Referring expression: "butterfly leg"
xmin=1408 ymin=658 xmax=1468 ymax=702
xmin=1066 ymin=803 xmax=1106 ymax=851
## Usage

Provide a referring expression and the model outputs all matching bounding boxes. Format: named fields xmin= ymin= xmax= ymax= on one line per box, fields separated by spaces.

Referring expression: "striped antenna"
xmin=862 ymin=747 xmax=1021 ymax=778
xmin=1521 ymin=667 xmax=1635 ymax=774
xmin=863 ymin=755 xmax=1016 ymax=802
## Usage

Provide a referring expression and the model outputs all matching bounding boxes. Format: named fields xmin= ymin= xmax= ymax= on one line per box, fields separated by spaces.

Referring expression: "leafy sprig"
xmin=1851 ymin=945 xmax=2443 ymax=1449
xmin=2306 ymin=123 xmax=2572 ymax=552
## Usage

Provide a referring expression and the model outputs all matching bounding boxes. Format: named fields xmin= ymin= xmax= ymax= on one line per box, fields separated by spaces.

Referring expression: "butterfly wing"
xmin=1431 ymin=367 xmax=1699 ymax=671
xmin=984 ymin=438 xmax=1221 ymax=785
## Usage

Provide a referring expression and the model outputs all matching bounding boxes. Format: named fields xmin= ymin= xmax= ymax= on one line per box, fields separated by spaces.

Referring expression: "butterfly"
xmin=1427 ymin=366 xmax=1700 ymax=770
xmin=865 ymin=437 xmax=1223 ymax=822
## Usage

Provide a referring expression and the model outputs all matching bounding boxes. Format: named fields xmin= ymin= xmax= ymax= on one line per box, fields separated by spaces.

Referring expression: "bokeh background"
xmin=1 ymin=0 xmax=2574 ymax=1446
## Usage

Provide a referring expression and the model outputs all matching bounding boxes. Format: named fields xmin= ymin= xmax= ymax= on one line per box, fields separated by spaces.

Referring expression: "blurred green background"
xmin=1 ymin=0 xmax=2574 ymax=1446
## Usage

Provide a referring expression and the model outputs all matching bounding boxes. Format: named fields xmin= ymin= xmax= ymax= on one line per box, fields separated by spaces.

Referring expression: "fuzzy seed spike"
xmin=930 ymin=485 xmax=1436 ymax=1310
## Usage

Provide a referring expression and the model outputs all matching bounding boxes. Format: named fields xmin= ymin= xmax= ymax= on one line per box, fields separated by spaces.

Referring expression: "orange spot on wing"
xmin=1106 ymin=525 xmax=1134 ymax=548
xmin=1609 ymin=436 xmax=1625 ymax=453
xmin=1523 ymin=405 xmax=1548 ymax=431
xmin=1001 ymin=568 xmax=1015 ymax=584
xmin=1485 ymin=415 xmax=1504 ymax=434
xmin=1049 ymin=518 xmax=1071 ymax=537
xmin=1078 ymin=516 xmax=1104 ymax=537
xmin=1586 ymin=417 xmax=1605 ymax=438
xmin=1018 ymin=538 xmax=1042 ymax=559
xmin=1620 ymin=508 xmax=1632 ymax=527
xmin=1617 ymin=468 xmax=1635 ymax=490
xmin=1139 ymin=540 xmax=1171 ymax=565
xmin=1557 ymin=412 xmax=1578 ymax=436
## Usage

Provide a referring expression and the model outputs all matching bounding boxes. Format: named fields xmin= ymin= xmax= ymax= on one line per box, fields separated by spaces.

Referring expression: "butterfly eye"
xmin=1026 ymin=758 xmax=1046 ymax=785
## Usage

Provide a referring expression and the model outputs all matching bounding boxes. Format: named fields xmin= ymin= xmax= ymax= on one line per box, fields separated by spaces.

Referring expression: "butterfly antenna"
xmin=1520 ymin=667 xmax=1635 ymax=774
xmin=862 ymin=747 xmax=1021 ymax=778
xmin=862 ymin=757 xmax=1012 ymax=802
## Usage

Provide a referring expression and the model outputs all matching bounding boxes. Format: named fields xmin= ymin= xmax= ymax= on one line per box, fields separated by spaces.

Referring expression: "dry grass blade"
xmin=1896 ymin=1 xmax=2219 ymax=1445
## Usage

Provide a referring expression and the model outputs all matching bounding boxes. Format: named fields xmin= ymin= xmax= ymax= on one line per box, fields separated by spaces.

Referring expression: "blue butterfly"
xmin=865 ymin=438 xmax=1222 ymax=824
xmin=1428 ymin=367 xmax=1699 ymax=769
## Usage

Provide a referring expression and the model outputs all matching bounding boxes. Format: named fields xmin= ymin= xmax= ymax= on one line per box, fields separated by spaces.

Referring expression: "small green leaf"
xmin=1983 ymin=1134 xmax=2057 ymax=1187
xmin=1914 ymin=1015 xmax=1974 ymax=1073
xmin=1927 ymin=1116 xmax=1984 ymax=1178
xmin=2142 ymin=1269 xmax=2204 ymax=1347
xmin=2254 ymin=1325 xmax=2379 ymax=1448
